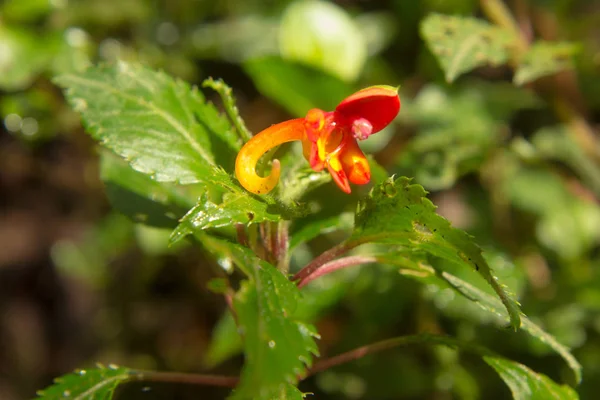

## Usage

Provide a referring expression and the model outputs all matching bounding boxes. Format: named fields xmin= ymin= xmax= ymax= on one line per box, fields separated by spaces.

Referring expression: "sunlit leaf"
xmin=514 ymin=42 xmax=580 ymax=85
xmin=421 ymin=14 xmax=514 ymax=82
xmin=196 ymin=237 xmax=318 ymax=399
xmin=37 ymin=364 xmax=133 ymax=399
xmin=351 ymin=176 xmax=522 ymax=329
xmin=55 ymin=61 xmax=238 ymax=184
xmin=484 ymin=357 xmax=579 ymax=400
xmin=232 ymin=269 xmax=319 ymax=399
xmin=169 ymin=167 xmax=308 ymax=244
xmin=100 ymin=152 xmax=195 ymax=228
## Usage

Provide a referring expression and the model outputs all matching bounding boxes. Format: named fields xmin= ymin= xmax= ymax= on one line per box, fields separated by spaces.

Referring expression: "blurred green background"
xmin=1 ymin=0 xmax=599 ymax=398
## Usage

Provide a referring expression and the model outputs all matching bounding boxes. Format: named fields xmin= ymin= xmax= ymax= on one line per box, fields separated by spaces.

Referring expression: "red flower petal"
xmin=335 ymin=85 xmax=400 ymax=134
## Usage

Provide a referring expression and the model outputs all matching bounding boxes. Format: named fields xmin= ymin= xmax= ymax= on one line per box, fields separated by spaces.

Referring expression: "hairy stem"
xmin=297 ymin=255 xmax=377 ymax=288
xmin=276 ymin=220 xmax=290 ymax=274
xmin=202 ymin=77 xmax=253 ymax=143
xmin=293 ymin=240 xmax=362 ymax=284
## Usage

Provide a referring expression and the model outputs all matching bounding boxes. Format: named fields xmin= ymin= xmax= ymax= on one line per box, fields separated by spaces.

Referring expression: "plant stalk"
xmin=135 ymin=370 xmax=239 ymax=388
xmin=293 ymin=240 xmax=362 ymax=284
xmin=297 ymin=255 xmax=377 ymax=288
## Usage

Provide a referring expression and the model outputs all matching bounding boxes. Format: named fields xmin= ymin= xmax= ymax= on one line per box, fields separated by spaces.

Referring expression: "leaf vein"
xmin=61 ymin=74 xmax=215 ymax=165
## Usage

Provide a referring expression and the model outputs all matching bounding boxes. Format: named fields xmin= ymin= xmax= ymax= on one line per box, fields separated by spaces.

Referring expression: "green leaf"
xmin=100 ymin=152 xmax=195 ymax=228
xmin=171 ymin=190 xmax=276 ymax=242
xmin=207 ymin=239 xmax=318 ymax=399
xmin=441 ymin=271 xmax=582 ymax=384
xmin=277 ymin=150 xmax=333 ymax=204
xmin=279 ymin=0 xmax=367 ymax=82
xmin=351 ymin=176 xmax=522 ymax=329
xmin=398 ymin=84 xmax=502 ymax=189
xmin=37 ymin=364 xmax=134 ymax=399
xmin=204 ymin=310 xmax=243 ymax=368
xmin=200 ymin=234 xmax=319 ymax=397
xmin=244 ymin=56 xmax=353 ymax=117
xmin=384 ymin=257 xmax=582 ymax=384
xmin=504 ymin=166 xmax=600 ymax=259
xmin=169 ymin=168 xmax=307 ymax=244
xmin=484 ymin=357 xmax=579 ymax=400
xmin=504 ymin=168 xmax=570 ymax=216
xmin=514 ymin=42 xmax=579 ymax=85
xmin=0 ymin=25 xmax=54 ymax=91
xmin=51 ymin=213 xmax=134 ymax=288
xmin=189 ymin=15 xmax=279 ymax=63
xmin=421 ymin=14 xmax=514 ymax=82
xmin=537 ymin=199 xmax=600 ymax=260
xmin=232 ymin=276 xmax=318 ymax=399
xmin=531 ymin=125 xmax=600 ymax=197
xmin=1 ymin=0 xmax=52 ymax=22
xmin=291 ymin=330 xmax=575 ymax=400
xmin=206 ymin=277 xmax=229 ymax=294
xmin=54 ymin=61 xmax=238 ymax=184
xmin=290 ymin=213 xmax=353 ymax=252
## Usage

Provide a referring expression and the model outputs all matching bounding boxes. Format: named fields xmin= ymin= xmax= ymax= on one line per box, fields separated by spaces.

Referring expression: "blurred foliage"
xmin=1 ymin=0 xmax=600 ymax=399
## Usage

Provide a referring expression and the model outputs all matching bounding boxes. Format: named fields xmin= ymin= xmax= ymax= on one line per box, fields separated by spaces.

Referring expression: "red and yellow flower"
xmin=235 ymin=85 xmax=401 ymax=194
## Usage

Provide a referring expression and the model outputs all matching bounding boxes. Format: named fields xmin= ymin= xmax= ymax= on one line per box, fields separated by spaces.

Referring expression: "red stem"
xmin=304 ymin=334 xmax=493 ymax=378
xmin=297 ymin=255 xmax=377 ymax=288
xmin=136 ymin=370 xmax=239 ymax=388
xmin=236 ymin=224 xmax=248 ymax=247
xmin=292 ymin=240 xmax=361 ymax=284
